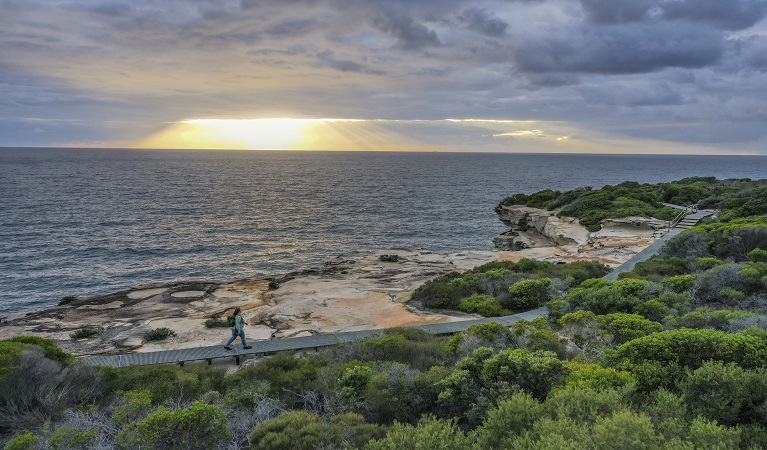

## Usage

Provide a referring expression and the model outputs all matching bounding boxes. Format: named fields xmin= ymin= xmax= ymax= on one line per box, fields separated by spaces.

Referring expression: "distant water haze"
xmin=1 ymin=148 xmax=766 ymax=314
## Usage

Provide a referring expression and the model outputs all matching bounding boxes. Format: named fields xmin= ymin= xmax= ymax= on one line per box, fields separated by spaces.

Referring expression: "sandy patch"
xmin=170 ymin=290 xmax=206 ymax=298
xmin=79 ymin=301 xmax=123 ymax=310
xmin=127 ymin=288 xmax=168 ymax=299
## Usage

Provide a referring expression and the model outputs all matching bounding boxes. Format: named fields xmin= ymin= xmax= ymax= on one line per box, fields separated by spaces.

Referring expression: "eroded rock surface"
xmin=0 ymin=249 xmax=496 ymax=356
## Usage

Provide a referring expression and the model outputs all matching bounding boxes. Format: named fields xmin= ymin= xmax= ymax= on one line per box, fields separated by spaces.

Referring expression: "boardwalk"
xmin=81 ymin=307 xmax=548 ymax=367
xmin=80 ymin=208 xmax=713 ymax=368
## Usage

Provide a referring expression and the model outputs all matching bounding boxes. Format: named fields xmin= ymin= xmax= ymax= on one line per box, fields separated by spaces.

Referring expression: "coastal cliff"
xmin=493 ymin=204 xmax=669 ymax=258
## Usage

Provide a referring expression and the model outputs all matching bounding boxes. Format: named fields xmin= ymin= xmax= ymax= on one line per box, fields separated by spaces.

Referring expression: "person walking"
xmin=224 ymin=307 xmax=252 ymax=350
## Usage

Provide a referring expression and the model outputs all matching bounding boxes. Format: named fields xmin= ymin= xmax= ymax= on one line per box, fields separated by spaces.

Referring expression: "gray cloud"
xmin=459 ymin=8 xmax=508 ymax=37
xmin=316 ymin=50 xmax=385 ymax=75
xmin=579 ymin=81 xmax=683 ymax=106
xmin=371 ymin=10 xmax=441 ymax=50
xmin=580 ymin=0 xmax=767 ymax=30
xmin=265 ymin=18 xmax=320 ymax=37
xmin=513 ymin=22 xmax=724 ymax=75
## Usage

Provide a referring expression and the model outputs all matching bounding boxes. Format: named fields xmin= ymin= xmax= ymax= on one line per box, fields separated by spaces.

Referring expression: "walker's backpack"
xmin=227 ymin=315 xmax=236 ymax=327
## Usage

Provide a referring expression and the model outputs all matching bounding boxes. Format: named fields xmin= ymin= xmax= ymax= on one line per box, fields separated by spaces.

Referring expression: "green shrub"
xmin=48 ymin=427 xmax=97 ymax=450
xmin=558 ymin=362 xmax=635 ymax=391
xmin=101 ymin=365 xmax=226 ymax=404
xmin=6 ymin=336 xmax=73 ymax=365
xmin=596 ymin=313 xmax=663 ymax=344
xmin=445 ymin=322 xmax=514 ymax=354
xmin=3 ymin=431 xmax=41 ymax=450
xmin=366 ymin=415 xmax=470 ymax=450
xmin=457 ymin=294 xmax=507 ymax=316
xmin=379 ymin=254 xmax=399 ymax=262
xmin=474 ymin=392 xmax=545 ymax=448
xmin=0 ymin=341 xmax=25 ymax=382
xmin=482 ymin=349 xmax=566 ymax=401
xmin=662 ymin=274 xmax=697 ymax=293
xmin=116 ymin=401 xmax=229 ymax=450
xmin=504 ymin=278 xmax=552 ymax=310
xmin=70 ymin=326 xmax=102 ymax=339
xmin=204 ymin=315 xmax=229 ymax=329
xmin=748 ymin=248 xmax=767 ymax=262
xmin=606 ymin=328 xmax=767 ymax=374
xmin=250 ymin=411 xmax=383 ymax=450
xmin=58 ymin=295 xmax=79 ymax=306
xmin=143 ymin=327 xmax=176 ymax=341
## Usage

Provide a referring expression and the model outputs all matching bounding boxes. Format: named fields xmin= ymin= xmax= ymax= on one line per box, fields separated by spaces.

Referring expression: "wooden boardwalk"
xmin=80 ymin=307 xmax=548 ymax=367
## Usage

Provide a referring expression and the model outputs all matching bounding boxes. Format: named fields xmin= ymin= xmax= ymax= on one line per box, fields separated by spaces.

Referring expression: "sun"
xmin=134 ymin=118 xmax=318 ymax=150
xmin=131 ymin=117 xmax=442 ymax=151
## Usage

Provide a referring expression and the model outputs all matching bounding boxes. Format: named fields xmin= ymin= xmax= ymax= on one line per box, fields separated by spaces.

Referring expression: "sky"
xmin=1 ymin=0 xmax=767 ymax=154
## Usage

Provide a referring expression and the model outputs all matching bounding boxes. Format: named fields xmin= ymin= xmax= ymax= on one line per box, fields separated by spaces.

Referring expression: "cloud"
xmin=265 ymin=18 xmax=320 ymax=37
xmin=459 ymin=8 xmax=508 ymax=37
xmin=579 ymin=0 xmax=767 ymax=30
xmin=579 ymin=81 xmax=683 ymax=106
xmin=316 ymin=50 xmax=385 ymax=75
xmin=512 ymin=22 xmax=724 ymax=75
xmin=371 ymin=10 xmax=441 ymax=50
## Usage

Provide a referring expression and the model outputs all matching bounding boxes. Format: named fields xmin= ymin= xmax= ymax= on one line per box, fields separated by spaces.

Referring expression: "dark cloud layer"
xmin=580 ymin=0 xmax=767 ymax=30
xmin=513 ymin=22 xmax=724 ymax=75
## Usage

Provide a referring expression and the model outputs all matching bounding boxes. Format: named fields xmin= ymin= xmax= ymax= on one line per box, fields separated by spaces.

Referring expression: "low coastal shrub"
xmin=143 ymin=328 xmax=176 ymax=342
xmin=70 ymin=326 xmax=103 ymax=339
xmin=379 ymin=254 xmax=399 ymax=262
xmin=204 ymin=315 xmax=229 ymax=329
xmin=58 ymin=295 xmax=78 ymax=306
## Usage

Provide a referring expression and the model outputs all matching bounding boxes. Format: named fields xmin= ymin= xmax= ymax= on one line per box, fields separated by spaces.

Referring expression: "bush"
xmin=58 ymin=295 xmax=79 ymax=306
xmin=366 ymin=415 xmax=471 ymax=450
xmin=116 ymin=401 xmax=229 ymax=450
xmin=143 ymin=328 xmax=176 ymax=342
xmin=3 ymin=431 xmax=41 ymax=450
xmin=6 ymin=336 xmax=73 ymax=365
xmin=250 ymin=411 xmax=383 ymax=450
xmin=504 ymin=278 xmax=552 ymax=310
xmin=596 ymin=313 xmax=663 ymax=344
xmin=70 ymin=326 xmax=103 ymax=339
xmin=101 ymin=365 xmax=226 ymax=404
xmin=379 ymin=254 xmax=400 ymax=262
xmin=482 ymin=349 xmax=566 ymax=401
xmin=204 ymin=315 xmax=229 ymax=329
xmin=679 ymin=361 xmax=767 ymax=427
xmin=48 ymin=427 xmax=97 ymax=450
xmin=457 ymin=294 xmax=507 ymax=316
xmin=749 ymin=248 xmax=767 ymax=262
xmin=0 ymin=349 xmax=103 ymax=435
xmin=445 ymin=322 xmax=514 ymax=354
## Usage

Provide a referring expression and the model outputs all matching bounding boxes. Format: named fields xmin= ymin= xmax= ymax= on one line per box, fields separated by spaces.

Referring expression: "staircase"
xmin=675 ymin=217 xmax=700 ymax=229
xmin=673 ymin=210 xmax=714 ymax=230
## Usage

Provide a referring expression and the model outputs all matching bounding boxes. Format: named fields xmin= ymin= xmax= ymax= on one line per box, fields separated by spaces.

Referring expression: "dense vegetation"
xmin=2 ymin=176 xmax=767 ymax=449
xmin=500 ymin=177 xmax=767 ymax=231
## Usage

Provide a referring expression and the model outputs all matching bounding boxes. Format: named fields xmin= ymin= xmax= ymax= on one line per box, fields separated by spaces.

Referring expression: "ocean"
xmin=1 ymin=148 xmax=766 ymax=314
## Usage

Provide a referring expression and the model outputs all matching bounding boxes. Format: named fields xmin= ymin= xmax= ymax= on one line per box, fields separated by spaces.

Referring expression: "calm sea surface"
xmin=1 ymin=148 xmax=766 ymax=314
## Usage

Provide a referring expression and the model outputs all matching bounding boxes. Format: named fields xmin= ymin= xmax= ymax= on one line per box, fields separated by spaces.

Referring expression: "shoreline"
xmin=0 ymin=211 xmax=671 ymax=356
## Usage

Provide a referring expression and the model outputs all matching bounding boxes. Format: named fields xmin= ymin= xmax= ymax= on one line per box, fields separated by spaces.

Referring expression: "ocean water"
xmin=1 ymin=148 xmax=766 ymax=314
